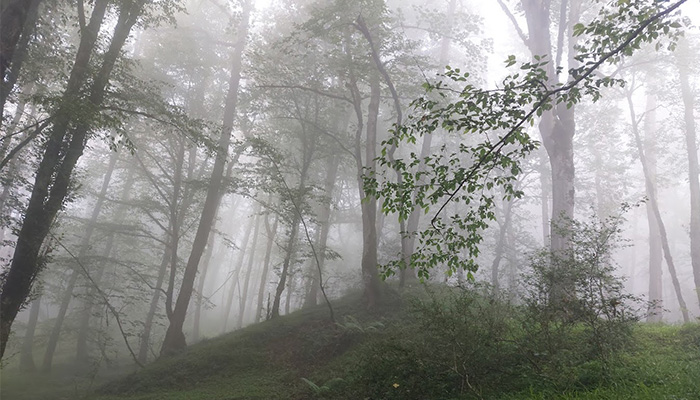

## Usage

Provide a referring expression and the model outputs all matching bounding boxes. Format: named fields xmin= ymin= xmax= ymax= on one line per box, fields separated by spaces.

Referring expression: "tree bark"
xmin=159 ymin=0 xmax=251 ymax=357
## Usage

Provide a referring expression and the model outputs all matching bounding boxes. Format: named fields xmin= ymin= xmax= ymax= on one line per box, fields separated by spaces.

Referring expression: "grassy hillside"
xmin=2 ymin=288 xmax=699 ymax=400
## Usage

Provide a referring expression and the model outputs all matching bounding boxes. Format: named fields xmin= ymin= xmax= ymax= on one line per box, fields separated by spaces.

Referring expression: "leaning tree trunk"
xmin=159 ymin=0 xmax=250 ymax=357
xmin=41 ymin=150 xmax=118 ymax=372
xmin=303 ymin=156 xmax=339 ymax=308
xmin=676 ymin=43 xmax=700 ymax=309
xmin=0 ymin=0 xmax=144 ymax=360
xmin=628 ymin=91 xmax=690 ymax=323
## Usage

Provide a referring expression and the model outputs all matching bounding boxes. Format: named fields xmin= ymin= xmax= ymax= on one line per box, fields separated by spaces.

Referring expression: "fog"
xmin=1 ymin=0 xmax=699 ymax=398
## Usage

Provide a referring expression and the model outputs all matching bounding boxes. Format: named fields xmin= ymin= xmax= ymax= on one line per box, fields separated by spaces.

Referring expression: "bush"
xmin=346 ymin=211 xmax=648 ymax=398
xmin=519 ymin=212 xmax=645 ymax=387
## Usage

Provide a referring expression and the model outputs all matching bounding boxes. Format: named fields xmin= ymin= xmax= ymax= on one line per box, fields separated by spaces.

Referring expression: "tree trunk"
xmin=627 ymin=91 xmax=690 ymax=323
xmin=676 ymin=43 xmax=700 ymax=309
xmin=255 ymin=214 xmax=278 ymax=323
xmin=491 ymin=197 xmax=513 ymax=296
xmin=360 ymin=75 xmax=382 ymax=308
xmin=18 ymin=294 xmax=41 ymax=372
xmin=642 ymin=96 xmax=663 ymax=322
xmin=222 ymin=210 xmax=255 ymax=332
xmin=0 ymin=0 xmax=41 ymax=84
xmin=522 ymin=0 xmax=580 ymax=253
xmin=271 ymin=213 xmax=301 ymax=318
xmin=159 ymin=0 xmax=251 ymax=357
xmin=191 ymin=221 xmax=217 ymax=343
xmin=237 ymin=208 xmax=261 ymax=329
xmin=41 ymin=150 xmax=118 ymax=372
xmin=284 ymin=273 xmax=295 ymax=315
xmin=303 ymin=157 xmax=339 ymax=308
xmin=137 ymin=236 xmax=172 ymax=364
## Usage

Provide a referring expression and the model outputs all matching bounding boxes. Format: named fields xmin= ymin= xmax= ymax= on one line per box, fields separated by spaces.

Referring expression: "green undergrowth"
xmin=2 ymin=287 xmax=699 ymax=399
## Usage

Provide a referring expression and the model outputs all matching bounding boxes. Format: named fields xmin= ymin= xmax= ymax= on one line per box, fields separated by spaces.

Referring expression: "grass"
xmin=1 ymin=289 xmax=699 ymax=399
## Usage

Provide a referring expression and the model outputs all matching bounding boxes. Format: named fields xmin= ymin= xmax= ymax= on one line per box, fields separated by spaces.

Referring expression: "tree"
xmin=159 ymin=0 xmax=251 ymax=356
xmin=0 ymin=0 xmax=150 ymax=359
xmin=366 ymin=0 xmax=690 ymax=284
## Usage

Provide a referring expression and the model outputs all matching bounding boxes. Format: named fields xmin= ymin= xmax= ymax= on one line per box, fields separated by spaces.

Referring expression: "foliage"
xmin=519 ymin=209 xmax=646 ymax=386
xmin=364 ymin=0 xmax=689 ymax=281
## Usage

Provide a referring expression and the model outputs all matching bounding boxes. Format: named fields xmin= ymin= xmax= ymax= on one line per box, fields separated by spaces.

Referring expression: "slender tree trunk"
xmin=255 ymin=214 xmax=278 ymax=323
xmin=491 ymin=197 xmax=513 ymax=296
xmin=676 ymin=44 xmax=700 ymax=309
xmin=628 ymin=91 xmax=690 ymax=323
xmin=138 ymin=236 xmax=172 ymax=364
xmin=538 ymin=150 xmax=550 ymax=246
xmin=284 ymin=273 xmax=295 ymax=315
xmin=303 ymin=157 xmax=339 ymax=308
xmin=237 ymin=209 xmax=261 ymax=328
xmin=18 ymin=294 xmax=41 ymax=372
xmin=271 ymin=213 xmax=300 ymax=318
xmin=159 ymin=0 xmax=250 ymax=357
xmin=191 ymin=222 xmax=217 ymax=343
xmin=642 ymin=96 xmax=663 ymax=322
xmin=222 ymin=210 xmax=255 ymax=332
xmin=360 ymin=75 xmax=382 ymax=308
xmin=41 ymin=151 xmax=118 ymax=372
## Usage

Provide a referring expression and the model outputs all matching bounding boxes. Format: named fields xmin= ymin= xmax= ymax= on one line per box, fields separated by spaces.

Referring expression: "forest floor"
xmin=1 ymin=288 xmax=699 ymax=399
